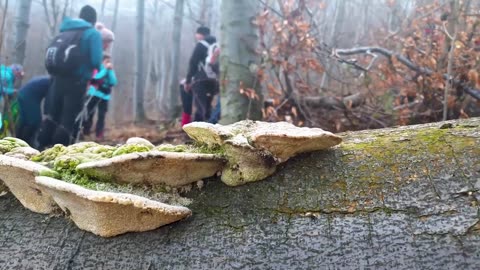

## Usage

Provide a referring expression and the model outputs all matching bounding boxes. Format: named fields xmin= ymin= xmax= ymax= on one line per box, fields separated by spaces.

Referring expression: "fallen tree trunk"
xmin=1 ymin=119 xmax=480 ymax=269
xmin=303 ymin=92 xmax=365 ymax=110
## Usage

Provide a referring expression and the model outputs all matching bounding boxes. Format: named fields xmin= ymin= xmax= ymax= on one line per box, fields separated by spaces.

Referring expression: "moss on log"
xmin=1 ymin=119 xmax=479 ymax=269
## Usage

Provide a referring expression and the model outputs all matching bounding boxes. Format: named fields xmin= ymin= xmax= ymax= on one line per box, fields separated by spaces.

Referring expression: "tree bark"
xmin=14 ymin=0 xmax=32 ymax=66
xmin=220 ymin=0 xmax=262 ymax=124
xmin=134 ymin=0 xmax=146 ymax=123
xmin=1 ymin=118 xmax=479 ymax=269
xmin=167 ymin=0 xmax=184 ymax=121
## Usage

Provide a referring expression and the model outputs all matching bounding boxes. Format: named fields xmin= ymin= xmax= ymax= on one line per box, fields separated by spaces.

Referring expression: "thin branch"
xmin=158 ymin=0 xmax=203 ymax=25
xmin=329 ymin=46 xmax=480 ymax=101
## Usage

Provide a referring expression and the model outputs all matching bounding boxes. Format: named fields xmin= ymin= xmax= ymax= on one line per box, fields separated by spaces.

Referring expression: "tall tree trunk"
xmin=110 ymin=0 xmax=119 ymax=33
xmin=100 ymin=0 xmax=107 ymax=20
xmin=167 ymin=0 xmax=184 ymax=120
xmin=134 ymin=0 xmax=146 ymax=123
xmin=220 ymin=0 xmax=262 ymax=124
xmin=0 ymin=0 xmax=9 ymax=60
xmin=320 ymin=0 xmax=347 ymax=89
xmin=14 ymin=0 xmax=32 ymax=66
xmin=443 ymin=0 xmax=460 ymax=121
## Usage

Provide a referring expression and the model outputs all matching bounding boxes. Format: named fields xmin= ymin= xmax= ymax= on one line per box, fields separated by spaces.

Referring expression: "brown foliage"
xmin=256 ymin=0 xmax=480 ymax=132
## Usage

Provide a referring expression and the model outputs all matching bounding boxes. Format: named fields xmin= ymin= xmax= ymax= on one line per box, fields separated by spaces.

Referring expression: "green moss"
xmin=192 ymin=143 xmax=226 ymax=155
xmin=154 ymin=144 xmax=191 ymax=153
xmin=38 ymin=169 xmax=61 ymax=179
xmin=112 ymin=144 xmax=151 ymax=157
xmin=333 ymin=123 xmax=480 ymax=210
xmin=31 ymin=144 xmax=67 ymax=163
xmin=0 ymin=137 xmax=30 ymax=154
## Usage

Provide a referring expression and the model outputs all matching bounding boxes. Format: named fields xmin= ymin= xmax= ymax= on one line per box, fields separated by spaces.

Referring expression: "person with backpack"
xmin=83 ymin=54 xmax=117 ymax=140
xmin=37 ymin=5 xmax=103 ymax=149
xmin=185 ymin=26 xmax=220 ymax=122
xmin=15 ymin=76 xmax=51 ymax=146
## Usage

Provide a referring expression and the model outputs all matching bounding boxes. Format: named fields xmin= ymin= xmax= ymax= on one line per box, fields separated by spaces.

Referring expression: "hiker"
xmin=0 ymin=64 xmax=24 ymax=133
xmin=0 ymin=64 xmax=24 ymax=97
xmin=185 ymin=26 xmax=220 ymax=122
xmin=0 ymin=64 xmax=24 ymax=108
xmin=83 ymin=55 xmax=117 ymax=140
xmin=37 ymin=5 xmax=103 ymax=149
xmin=180 ymin=79 xmax=193 ymax=126
xmin=15 ymin=76 xmax=51 ymax=146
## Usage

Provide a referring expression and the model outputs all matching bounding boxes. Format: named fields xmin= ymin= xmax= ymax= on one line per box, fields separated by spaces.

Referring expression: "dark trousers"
xmin=83 ymin=96 xmax=108 ymax=138
xmin=180 ymin=84 xmax=193 ymax=115
xmin=15 ymin=96 xmax=42 ymax=146
xmin=208 ymin=97 xmax=221 ymax=124
xmin=192 ymin=80 xmax=217 ymax=122
xmin=37 ymin=77 xmax=87 ymax=149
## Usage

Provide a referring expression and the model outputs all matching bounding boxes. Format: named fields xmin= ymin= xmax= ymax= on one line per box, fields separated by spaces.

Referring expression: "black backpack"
xmin=45 ymin=28 xmax=88 ymax=76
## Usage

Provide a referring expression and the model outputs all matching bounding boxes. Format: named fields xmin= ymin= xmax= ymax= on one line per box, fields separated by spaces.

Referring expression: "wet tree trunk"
xmin=134 ymin=0 xmax=146 ymax=123
xmin=14 ymin=0 xmax=32 ymax=66
xmin=167 ymin=0 xmax=184 ymax=121
xmin=220 ymin=0 xmax=262 ymax=124
xmin=1 ymin=118 xmax=480 ymax=269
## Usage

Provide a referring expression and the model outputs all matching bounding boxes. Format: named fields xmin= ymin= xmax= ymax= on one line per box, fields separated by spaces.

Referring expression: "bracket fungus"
xmin=35 ymin=177 xmax=192 ymax=238
xmin=0 ymin=121 xmax=342 ymax=237
xmin=183 ymin=121 xmax=342 ymax=186
xmin=76 ymin=151 xmax=226 ymax=187
xmin=0 ymin=155 xmax=58 ymax=214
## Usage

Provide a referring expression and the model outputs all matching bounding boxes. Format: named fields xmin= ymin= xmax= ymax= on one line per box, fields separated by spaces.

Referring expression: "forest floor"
xmin=99 ymin=122 xmax=190 ymax=146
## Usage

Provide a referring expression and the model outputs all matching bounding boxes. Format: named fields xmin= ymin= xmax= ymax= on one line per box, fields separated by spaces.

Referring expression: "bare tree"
xmin=443 ymin=0 xmax=460 ymax=121
xmin=220 ymin=0 xmax=262 ymax=123
xmin=100 ymin=0 xmax=107 ymax=20
xmin=42 ymin=0 xmax=70 ymax=38
xmin=111 ymin=0 xmax=119 ymax=33
xmin=0 ymin=0 xmax=9 ymax=60
xmin=167 ymin=0 xmax=185 ymax=120
xmin=135 ymin=0 xmax=146 ymax=122
xmin=14 ymin=0 xmax=32 ymax=66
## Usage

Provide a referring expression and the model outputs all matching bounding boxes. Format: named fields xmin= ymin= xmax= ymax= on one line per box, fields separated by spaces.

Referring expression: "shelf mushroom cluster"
xmin=0 ymin=121 xmax=342 ymax=237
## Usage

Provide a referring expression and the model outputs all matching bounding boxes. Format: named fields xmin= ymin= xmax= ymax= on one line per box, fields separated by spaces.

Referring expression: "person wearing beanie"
xmin=38 ymin=5 xmax=103 ymax=149
xmin=185 ymin=26 xmax=219 ymax=122
xmin=79 ymin=5 xmax=97 ymax=25
xmin=95 ymin=22 xmax=115 ymax=51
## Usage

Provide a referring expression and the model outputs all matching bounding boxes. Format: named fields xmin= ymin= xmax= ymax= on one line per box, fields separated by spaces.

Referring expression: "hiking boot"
xmin=181 ymin=112 xmax=192 ymax=127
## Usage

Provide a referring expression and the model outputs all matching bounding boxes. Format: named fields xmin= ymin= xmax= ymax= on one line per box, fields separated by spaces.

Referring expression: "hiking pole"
xmin=74 ymin=95 xmax=96 ymax=143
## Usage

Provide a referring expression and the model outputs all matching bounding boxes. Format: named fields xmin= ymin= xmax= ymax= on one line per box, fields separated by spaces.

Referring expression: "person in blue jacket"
xmin=38 ymin=5 xmax=103 ymax=149
xmin=0 ymin=64 xmax=24 ymax=97
xmin=83 ymin=54 xmax=117 ymax=140
xmin=0 ymin=64 xmax=24 ymax=133
xmin=15 ymin=76 xmax=51 ymax=146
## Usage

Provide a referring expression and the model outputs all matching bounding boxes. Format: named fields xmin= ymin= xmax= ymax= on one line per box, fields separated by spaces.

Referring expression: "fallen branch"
xmin=302 ymin=93 xmax=365 ymax=110
xmin=330 ymin=46 xmax=480 ymax=101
